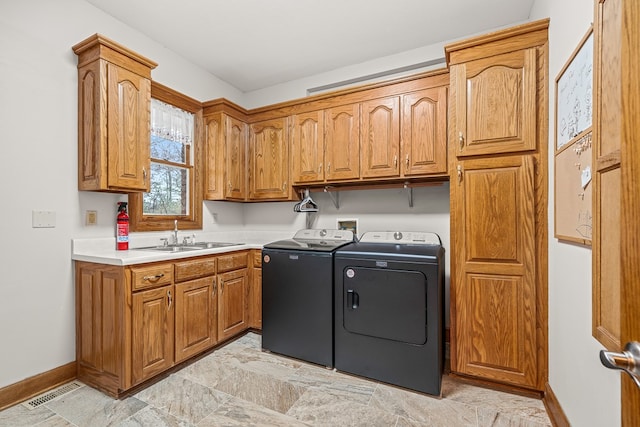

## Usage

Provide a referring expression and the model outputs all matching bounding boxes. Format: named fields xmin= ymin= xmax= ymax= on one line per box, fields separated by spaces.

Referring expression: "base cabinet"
xmin=247 ymin=249 xmax=262 ymax=330
xmin=218 ymin=268 xmax=249 ymax=341
xmin=75 ymin=250 xmax=253 ymax=397
xmin=132 ymin=285 xmax=174 ymax=385
xmin=174 ymin=277 xmax=218 ymax=363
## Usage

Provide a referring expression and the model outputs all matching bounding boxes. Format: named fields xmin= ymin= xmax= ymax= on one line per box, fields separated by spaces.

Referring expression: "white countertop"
xmin=72 ymin=230 xmax=292 ymax=266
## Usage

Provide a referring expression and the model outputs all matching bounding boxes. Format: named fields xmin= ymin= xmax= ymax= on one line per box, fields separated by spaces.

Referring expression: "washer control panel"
xmin=358 ymin=231 xmax=441 ymax=245
xmin=293 ymin=228 xmax=354 ymax=242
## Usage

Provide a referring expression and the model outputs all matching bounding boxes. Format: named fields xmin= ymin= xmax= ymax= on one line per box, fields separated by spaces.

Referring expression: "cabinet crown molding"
xmin=445 ymin=18 xmax=550 ymax=66
xmin=72 ymin=33 xmax=158 ymax=74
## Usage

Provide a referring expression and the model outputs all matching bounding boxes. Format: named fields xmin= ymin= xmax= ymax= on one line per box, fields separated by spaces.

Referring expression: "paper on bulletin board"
xmin=554 ymin=131 xmax=592 ymax=244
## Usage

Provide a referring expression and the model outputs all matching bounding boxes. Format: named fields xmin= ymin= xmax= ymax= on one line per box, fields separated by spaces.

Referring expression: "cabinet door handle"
xmin=457 ymin=165 xmax=463 ymax=183
xmin=318 ymin=163 xmax=322 ymax=174
xmin=327 ymin=162 xmax=331 ymax=173
xmin=212 ymin=278 xmax=217 ymax=296
xmin=393 ymin=155 xmax=398 ymax=167
xmin=458 ymin=131 xmax=465 ymax=149
xmin=167 ymin=290 xmax=172 ymax=310
xmin=143 ymin=167 xmax=147 ymax=180
xmin=282 ymin=181 xmax=287 ymax=191
xmin=143 ymin=273 xmax=164 ymax=281
xmin=405 ymin=154 xmax=409 ymax=167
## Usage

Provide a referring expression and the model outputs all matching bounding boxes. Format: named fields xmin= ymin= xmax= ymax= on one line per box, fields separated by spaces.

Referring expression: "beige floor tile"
xmin=45 ymin=385 xmax=147 ymax=426
xmin=0 ymin=333 xmax=553 ymax=427
xmin=135 ymin=374 xmax=230 ymax=424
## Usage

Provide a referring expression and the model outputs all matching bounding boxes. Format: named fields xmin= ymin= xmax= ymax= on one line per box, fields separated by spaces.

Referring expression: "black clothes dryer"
xmin=334 ymin=231 xmax=445 ymax=396
xmin=262 ymin=229 xmax=354 ymax=367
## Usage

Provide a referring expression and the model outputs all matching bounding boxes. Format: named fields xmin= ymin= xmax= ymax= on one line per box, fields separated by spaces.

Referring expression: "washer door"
xmin=342 ymin=267 xmax=427 ymax=345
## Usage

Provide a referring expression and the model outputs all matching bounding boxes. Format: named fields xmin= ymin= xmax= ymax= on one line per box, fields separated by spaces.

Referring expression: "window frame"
xmin=129 ymin=82 xmax=203 ymax=232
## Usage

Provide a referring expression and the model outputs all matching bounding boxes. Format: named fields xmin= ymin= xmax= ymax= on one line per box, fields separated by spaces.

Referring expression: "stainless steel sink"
xmin=135 ymin=245 xmax=203 ymax=252
xmin=188 ymin=242 xmax=243 ymax=249
xmin=135 ymin=242 xmax=243 ymax=252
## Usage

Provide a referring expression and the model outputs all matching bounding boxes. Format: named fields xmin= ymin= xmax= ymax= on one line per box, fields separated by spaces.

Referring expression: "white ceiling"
xmin=85 ymin=0 xmax=535 ymax=92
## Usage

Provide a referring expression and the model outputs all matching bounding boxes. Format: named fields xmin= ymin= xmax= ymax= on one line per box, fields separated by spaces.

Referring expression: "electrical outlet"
xmin=86 ymin=210 xmax=98 ymax=226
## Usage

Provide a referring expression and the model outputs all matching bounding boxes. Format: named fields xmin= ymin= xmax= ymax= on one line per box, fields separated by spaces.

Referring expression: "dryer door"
xmin=341 ymin=267 xmax=427 ymax=345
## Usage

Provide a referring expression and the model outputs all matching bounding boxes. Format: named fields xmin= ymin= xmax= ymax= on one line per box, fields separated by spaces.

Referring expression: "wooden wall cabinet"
xmin=446 ymin=19 xmax=549 ymax=391
xmin=291 ymin=110 xmax=325 ymax=185
xmin=75 ymin=250 xmax=253 ymax=398
xmin=325 ymin=103 xmax=361 ymax=181
xmin=225 ymin=116 xmax=249 ymax=200
xmin=204 ymin=112 xmax=248 ymax=201
xmin=204 ymin=112 xmax=226 ymax=200
xmin=401 ymin=87 xmax=448 ymax=176
xmin=72 ymin=34 xmax=157 ymax=192
xmin=450 ymin=48 xmax=537 ymax=157
xmin=249 ymin=117 xmax=291 ymax=200
xmin=360 ymin=96 xmax=401 ymax=179
xmin=207 ymin=72 xmax=449 ymax=195
xmin=290 ymin=86 xmax=448 ymax=186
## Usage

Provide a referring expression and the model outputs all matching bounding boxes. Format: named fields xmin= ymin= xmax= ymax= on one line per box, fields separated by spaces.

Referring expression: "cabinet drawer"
xmin=217 ymin=251 xmax=248 ymax=273
xmin=174 ymin=257 xmax=217 ymax=282
xmin=252 ymin=250 xmax=262 ymax=268
xmin=130 ymin=264 xmax=174 ymax=291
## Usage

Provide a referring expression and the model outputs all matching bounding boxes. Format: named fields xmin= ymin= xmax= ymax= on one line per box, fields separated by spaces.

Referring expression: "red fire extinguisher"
xmin=116 ymin=202 xmax=129 ymax=251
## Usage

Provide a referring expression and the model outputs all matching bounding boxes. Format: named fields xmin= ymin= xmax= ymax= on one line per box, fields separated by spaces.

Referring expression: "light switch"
xmin=32 ymin=210 xmax=56 ymax=228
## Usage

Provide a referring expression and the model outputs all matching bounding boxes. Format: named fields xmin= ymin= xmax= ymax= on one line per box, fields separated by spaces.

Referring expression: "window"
xmin=129 ymin=82 xmax=203 ymax=232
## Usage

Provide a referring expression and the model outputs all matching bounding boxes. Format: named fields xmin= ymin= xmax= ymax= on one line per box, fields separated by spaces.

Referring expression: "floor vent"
xmin=22 ymin=381 xmax=83 ymax=409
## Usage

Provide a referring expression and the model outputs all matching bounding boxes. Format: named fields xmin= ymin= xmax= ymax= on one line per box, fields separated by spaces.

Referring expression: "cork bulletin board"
xmin=554 ymin=27 xmax=593 ymax=245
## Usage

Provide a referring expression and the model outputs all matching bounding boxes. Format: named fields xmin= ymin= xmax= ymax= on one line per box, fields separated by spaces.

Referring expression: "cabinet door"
xmin=249 ymin=263 xmax=262 ymax=330
xmin=107 ymin=63 xmax=151 ymax=191
xmin=204 ymin=113 xmax=225 ymax=200
xmin=218 ymin=268 xmax=249 ymax=341
xmin=75 ymin=262 xmax=125 ymax=394
xmin=132 ymin=285 xmax=174 ymax=384
xmin=291 ymin=110 xmax=325 ymax=184
xmin=175 ymin=277 xmax=217 ymax=362
xmin=325 ymin=103 xmax=360 ymax=181
xmin=225 ymin=115 xmax=247 ymax=200
xmin=451 ymin=49 xmax=537 ymax=157
xmin=450 ymin=155 xmax=538 ymax=388
xmin=401 ymin=87 xmax=448 ymax=176
xmin=249 ymin=117 xmax=290 ymax=200
xmin=361 ymin=96 xmax=400 ymax=179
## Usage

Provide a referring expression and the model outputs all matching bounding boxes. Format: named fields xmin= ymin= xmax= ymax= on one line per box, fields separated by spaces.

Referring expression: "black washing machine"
xmin=334 ymin=231 xmax=445 ymax=396
xmin=262 ymin=229 xmax=354 ymax=367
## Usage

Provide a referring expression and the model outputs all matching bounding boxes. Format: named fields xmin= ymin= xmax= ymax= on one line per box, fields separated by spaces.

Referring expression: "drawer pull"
xmin=143 ymin=273 xmax=165 ymax=281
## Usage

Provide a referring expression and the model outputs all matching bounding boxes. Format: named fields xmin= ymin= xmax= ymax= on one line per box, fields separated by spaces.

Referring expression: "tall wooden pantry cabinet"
xmin=446 ymin=19 xmax=549 ymax=391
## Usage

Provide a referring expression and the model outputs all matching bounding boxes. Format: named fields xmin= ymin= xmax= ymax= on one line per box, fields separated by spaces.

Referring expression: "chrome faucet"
xmin=172 ymin=220 xmax=179 ymax=245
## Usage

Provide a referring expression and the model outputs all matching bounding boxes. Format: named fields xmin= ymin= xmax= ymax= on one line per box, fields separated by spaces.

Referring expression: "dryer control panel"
xmin=358 ymin=231 xmax=441 ymax=245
